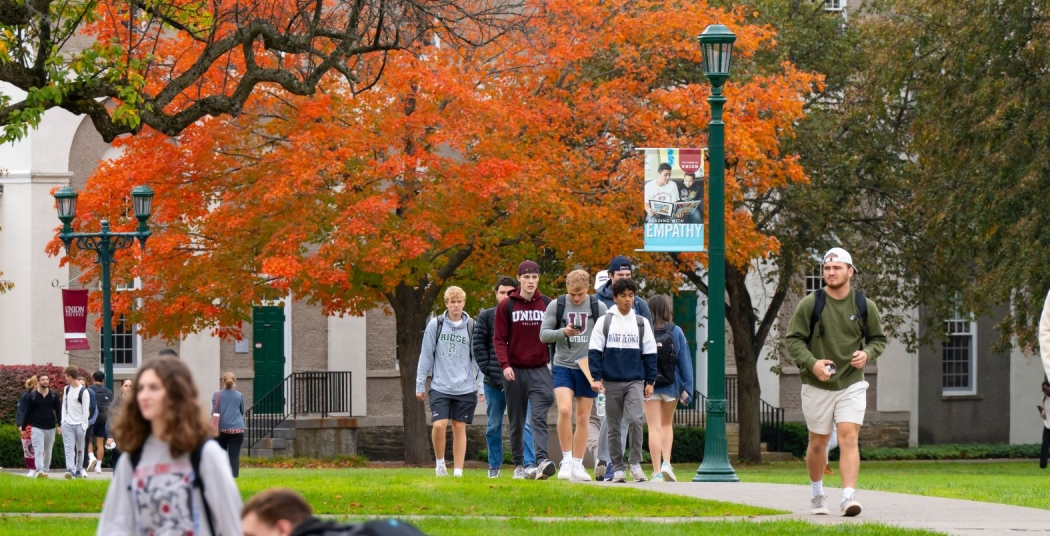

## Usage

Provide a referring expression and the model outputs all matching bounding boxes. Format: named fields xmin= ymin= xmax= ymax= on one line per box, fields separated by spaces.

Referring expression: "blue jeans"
xmin=484 ymin=383 xmax=534 ymax=469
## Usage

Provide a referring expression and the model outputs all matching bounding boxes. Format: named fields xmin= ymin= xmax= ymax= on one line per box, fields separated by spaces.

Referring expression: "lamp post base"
xmin=693 ymin=400 xmax=740 ymax=482
xmin=693 ymin=464 xmax=741 ymax=482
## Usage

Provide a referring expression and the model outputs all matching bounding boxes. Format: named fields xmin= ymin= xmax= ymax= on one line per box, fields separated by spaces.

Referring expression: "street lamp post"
xmin=54 ymin=185 xmax=154 ymax=392
xmin=694 ymin=24 xmax=740 ymax=483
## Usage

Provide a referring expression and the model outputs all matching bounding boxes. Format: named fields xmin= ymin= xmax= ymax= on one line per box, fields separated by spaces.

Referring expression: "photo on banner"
xmin=640 ymin=148 xmax=706 ymax=252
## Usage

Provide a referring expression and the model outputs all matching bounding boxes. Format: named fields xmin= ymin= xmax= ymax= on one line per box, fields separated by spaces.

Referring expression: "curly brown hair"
xmin=113 ymin=357 xmax=212 ymax=458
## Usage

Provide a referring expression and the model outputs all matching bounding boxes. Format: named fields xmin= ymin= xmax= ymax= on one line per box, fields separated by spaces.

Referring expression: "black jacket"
xmin=472 ymin=307 xmax=504 ymax=389
xmin=20 ymin=388 xmax=61 ymax=430
xmin=15 ymin=390 xmax=31 ymax=429
xmin=291 ymin=518 xmax=426 ymax=536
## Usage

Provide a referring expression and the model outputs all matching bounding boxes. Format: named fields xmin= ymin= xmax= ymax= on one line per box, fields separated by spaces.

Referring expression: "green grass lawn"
xmin=737 ymin=459 xmax=1050 ymax=510
xmin=0 ymin=517 xmax=944 ymax=536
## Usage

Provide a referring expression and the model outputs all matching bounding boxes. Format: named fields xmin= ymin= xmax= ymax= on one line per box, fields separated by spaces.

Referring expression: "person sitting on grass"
xmin=415 ymin=286 xmax=483 ymax=477
xmin=242 ymin=488 xmax=427 ymax=536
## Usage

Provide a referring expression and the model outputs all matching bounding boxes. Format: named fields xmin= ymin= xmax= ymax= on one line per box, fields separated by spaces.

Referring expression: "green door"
xmin=253 ymin=306 xmax=286 ymax=414
xmin=673 ymin=291 xmax=699 ymax=410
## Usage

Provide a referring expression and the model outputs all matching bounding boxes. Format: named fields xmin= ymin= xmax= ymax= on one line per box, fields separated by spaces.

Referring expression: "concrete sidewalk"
xmin=625 ymin=481 xmax=1050 ymax=535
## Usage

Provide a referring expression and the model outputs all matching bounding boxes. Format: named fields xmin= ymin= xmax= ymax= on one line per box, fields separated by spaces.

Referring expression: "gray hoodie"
xmin=540 ymin=295 xmax=608 ymax=369
xmin=416 ymin=311 xmax=481 ymax=396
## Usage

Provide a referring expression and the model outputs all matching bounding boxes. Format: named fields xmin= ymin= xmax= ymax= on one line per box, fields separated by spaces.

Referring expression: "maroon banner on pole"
xmin=62 ymin=289 xmax=90 ymax=351
xmin=679 ymin=148 xmax=704 ymax=174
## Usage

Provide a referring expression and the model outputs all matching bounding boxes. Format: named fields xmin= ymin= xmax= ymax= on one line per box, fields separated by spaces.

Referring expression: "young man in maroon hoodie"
xmin=494 ymin=260 xmax=557 ymax=480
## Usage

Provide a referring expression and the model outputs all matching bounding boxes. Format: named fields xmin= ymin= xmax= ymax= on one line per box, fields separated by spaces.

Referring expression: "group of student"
xmin=415 ymin=255 xmax=694 ymax=483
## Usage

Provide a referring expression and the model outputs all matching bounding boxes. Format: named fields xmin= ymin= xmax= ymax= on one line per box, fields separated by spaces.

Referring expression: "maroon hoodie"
xmin=493 ymin=289 xmax=550 ymax=370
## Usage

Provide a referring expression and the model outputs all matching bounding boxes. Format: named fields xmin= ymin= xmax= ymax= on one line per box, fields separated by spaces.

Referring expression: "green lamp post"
xmin=693 ymin=24 xmax=740 ymax=483
xmin=55 ymin=185 xmax=154 ymax=392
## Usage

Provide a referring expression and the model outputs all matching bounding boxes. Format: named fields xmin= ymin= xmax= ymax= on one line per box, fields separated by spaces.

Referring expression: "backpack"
xmin=503 ymin=294 xmax=554 ymax=358
xmin=805 ymin=288 xmax=869 ymax=350
xmin=64 ymin=385 xmax=96 ymax=424
xmin=554 ymin=294 xmax=601 ymax=350
xmin=129 ymin=438 xmax=216 ymax=536
xmin=91 ymin=384 xmax=113 ymax=416
xmin=653 ymin=322 xmax=677 ymax=387
xmin=600 ymin=312 xmax=645 ymax=353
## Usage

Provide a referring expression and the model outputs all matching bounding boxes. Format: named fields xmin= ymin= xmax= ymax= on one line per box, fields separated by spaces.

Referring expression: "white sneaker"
xmin=557 ymin=461 xmax=573 ymax=480
xmin=841 ymin=495 xmax=862 ymax=517
xmin=651 ymin=472 xmax=664 ymax=482
xmin=612 ymin=470 xmax=627 ymax=483
xmin=571 ymin=461 xmax=592 ymax=482
xmin=94 ymin=463 xmax=102 ymax=474
xmin=533 ymin=460 xmax=556 ymax=480
xmin=811 ymin=494 xmax=830 ymax=515
xmin=25 ymin=470 xmax=36 ymax=478
xmin=661 ymin=462 xmax=677 ymax=482
xmin=629 ymin=463 xmax=648 ymax=482
xmin=435 ymin=465 xmax=448 ymax=477
xmin=87 ymin=452 xmax=97 ymax=472
xmin=513 ymin=465 xmax=526 ymax=479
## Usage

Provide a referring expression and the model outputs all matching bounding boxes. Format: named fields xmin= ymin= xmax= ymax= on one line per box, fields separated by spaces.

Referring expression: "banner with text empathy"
xmin=62 ymin=289 xmax=90 ymax=351
xmin=639 ymin=148 xmax=706 ymax=252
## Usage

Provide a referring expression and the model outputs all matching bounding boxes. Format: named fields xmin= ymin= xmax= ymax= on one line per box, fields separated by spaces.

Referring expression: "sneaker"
xmin=435 ymin=465 xmax=448 ymax=477
xmin=94 ymin=463 xmax=102 ymax=474
xmin=651 ymin=472 xmax=664 ymax=482
xmin=25 ymin=470 xmax=36 ymax=478
xmin=629 ymin=464 xmax=647 ymax=482
xmin=571 ymin=463 xmax=592 ymax=482
xmin=810 ymin=494 xmax=830 ymax=515
xmin=488 ymin=468 xmax=500 ymax=479
xmin=595 ymin=460 xmax=608 ymax=481
xmin=661 ymin=462 xmax=677 ymax=482
xmin=87 ymin=453 xmax=97 ymax=472
xmin=605 ymin=464 xmax=614 ymax=480
xmin=534 ymin=460 xmax=556 ymax=480
xmin=557 ymin=461 xmax=573 ymax=480
xmin=612 ymin=470 xmax=627 ymax=483
xmin=64 ymin=471 xmax=74 ymax=480
xmin=513 ymin=465 xmax=526 ymax=479
xmin=840 ymin=495 xmax=862 ymax=517
xmin=36 ymin=472 xmax=48 ymax=479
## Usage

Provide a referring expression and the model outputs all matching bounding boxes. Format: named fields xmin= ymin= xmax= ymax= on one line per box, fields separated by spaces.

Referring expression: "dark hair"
xmin=158 ymin=348 xmax=179 ymax=358
xmin=646 ymin=295 xmax=673 ymax=328
xmin=684 ymin=172 xmax=696 ymax=179
xmin=1043 ymin=380 xmax=1050 ymax=388
xmin=611 ymin=278 xmax=639 ymax=297
xmin=657 ymin=163 xmax=672 ymax=172
xmin=93 ymin=371 xmax=105 ymax=383
xmin=113 ymin=357 xmax=212 ymax=458
xmin=63 ymin=366 xmax=80 ymax=380
xmin=494 ymin=276 xmax=519 ymax=291
xmin=242 ymin=488 xmax=313 ymax=527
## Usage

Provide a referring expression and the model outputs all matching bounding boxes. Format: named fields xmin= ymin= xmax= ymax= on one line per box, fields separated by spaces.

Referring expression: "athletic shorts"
xmin=647 ymin=394 xmax=677 ymax=403
xmin=428 ymin=390 xmax=478 ymax=424
xmin=552 ymin=365 xmax=597 ymax=398
xmin=801 ymin=381 xmax=869 ymax=435
xmin=92 ymin=417 xmax=108 ymax=439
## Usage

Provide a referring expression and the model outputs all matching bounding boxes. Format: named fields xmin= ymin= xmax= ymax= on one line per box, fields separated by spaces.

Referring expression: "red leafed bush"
xmin=0 ymin=364 xmax=90 ymax=425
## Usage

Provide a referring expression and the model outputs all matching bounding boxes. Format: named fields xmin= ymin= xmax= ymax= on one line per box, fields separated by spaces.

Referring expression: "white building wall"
xmin=876 ymin=307 xmax=917 ymax=412
xmin=1009 ymin=347 xmax=1045 ymax=444
xmin=328 ymin=313 xmax=368 ymax=416
xmin=746 ymin=261 xmax=780 ymax=405
xmin=181 ymin=329 xmax=222 ymax=412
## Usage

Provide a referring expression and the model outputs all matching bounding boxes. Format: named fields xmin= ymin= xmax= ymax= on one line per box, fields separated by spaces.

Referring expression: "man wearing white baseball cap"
xmin=785 ymin=247 xmax=887 ymax=518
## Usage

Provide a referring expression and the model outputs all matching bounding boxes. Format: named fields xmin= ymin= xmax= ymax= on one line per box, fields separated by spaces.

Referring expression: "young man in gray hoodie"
xmin=541 ymin=269 xmax=607 ymax=481
xmin=416 ymin=286 xmax=483 ymax=477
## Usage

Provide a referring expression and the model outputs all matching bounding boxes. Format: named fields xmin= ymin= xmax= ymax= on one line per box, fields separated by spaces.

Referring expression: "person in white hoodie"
xmin=416 ymin=286 xmax=484 ymax=477
xmin=61 ymin=367 xmax=91 ymax=479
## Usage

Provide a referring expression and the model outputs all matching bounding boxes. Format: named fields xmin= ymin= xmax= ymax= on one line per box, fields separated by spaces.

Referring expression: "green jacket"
xmin=785 ymin=288 xmax=887 ymax=391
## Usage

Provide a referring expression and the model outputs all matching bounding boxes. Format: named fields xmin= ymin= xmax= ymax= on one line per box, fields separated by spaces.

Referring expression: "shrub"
xmin=0 ymin=424 xmax=116 ymax=469
xmin=860 ymin=443 xmax=1041 ymax=461
xmin=0 ymin=364 xmax=91 ymax=425
xmin=241 ymin=455 xmax=368 ymax=468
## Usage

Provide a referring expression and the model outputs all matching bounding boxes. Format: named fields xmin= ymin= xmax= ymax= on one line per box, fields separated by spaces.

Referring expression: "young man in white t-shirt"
xmin=644 ymin=163 xmax=680 ymax=222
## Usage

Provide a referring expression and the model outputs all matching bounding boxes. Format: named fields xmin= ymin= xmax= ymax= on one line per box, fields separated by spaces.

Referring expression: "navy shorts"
xmin=92 ymin=416 xmax=108 ymax=439
xmin=429 ymin=390 xmax=478 ymax=424
xmin=552 ymin=365 xmax=598 ymax=398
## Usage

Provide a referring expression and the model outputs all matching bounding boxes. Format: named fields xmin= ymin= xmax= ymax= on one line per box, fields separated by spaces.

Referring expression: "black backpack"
xmin=653 ymin=322 xmax=677 ymax=387
xmin=554 ymin=294 xmax=601 ymax=349
xmin=805 ymin=288 xmax=869 ymax=350
xmin=129 ymin=438 xmax=216 ymax=536
xmin=91 ymin=384 xmax=113 ymax=416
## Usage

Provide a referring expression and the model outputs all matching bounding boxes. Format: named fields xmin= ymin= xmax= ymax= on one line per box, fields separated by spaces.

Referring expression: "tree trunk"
xmin=725 ymin=263 xmax=762 ymax=463
xmin=390 ymin=283 xmax=439 ymax=466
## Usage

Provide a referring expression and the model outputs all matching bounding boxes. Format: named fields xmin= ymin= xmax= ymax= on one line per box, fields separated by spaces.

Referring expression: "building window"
xmin=942 ymin=318 xmax=977 ymax=395
xmin=100 ymin=279 xmax=141 ymax=369
xmin=825 ymin=0 xmax=845 ymax=11
xmin=805 ymin=266 xmax=823 ymax=295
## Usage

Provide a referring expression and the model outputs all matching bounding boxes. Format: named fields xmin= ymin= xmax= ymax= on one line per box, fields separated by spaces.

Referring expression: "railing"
xmin=672 ymin=376 xmax=787 ymax=452
xmin=245 ymin=371 xmax=352 ymax=455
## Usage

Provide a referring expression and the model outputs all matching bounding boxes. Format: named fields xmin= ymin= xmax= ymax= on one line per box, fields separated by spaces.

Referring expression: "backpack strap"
xmin=854 ymin=290 xmax=869 ymax=350
xmin=430 ymin=317 xmax=445 ymax=351
xmin=805 ymin=289 xmax=827 ymax=348
xmin=589 ymin=295 xmax=600 ymax=326
xmin=555 ymin=295 xmax=567 ymax=330
xmin=503 ymin=298 xmax=515 ymax=338
xmin=636 ymin=318 xmax=645 ymax=349
xmin=191 ymin=440 xmax=217 ymax=536
xmin=805 ymin=288 xmax=869 ymax=351
xmin=601 ymin=313 xmax=614 ymax=353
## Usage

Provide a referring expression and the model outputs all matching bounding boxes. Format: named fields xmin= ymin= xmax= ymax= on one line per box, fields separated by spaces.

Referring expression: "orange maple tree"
xmin=59 ymin=0 xmax=818 ymax=463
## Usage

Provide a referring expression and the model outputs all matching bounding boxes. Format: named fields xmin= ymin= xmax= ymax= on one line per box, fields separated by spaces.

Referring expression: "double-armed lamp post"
xmin=693 ymin=24 xmax=740 ymax=483
xmin=53 ymin=186 xmax=155 ymax=392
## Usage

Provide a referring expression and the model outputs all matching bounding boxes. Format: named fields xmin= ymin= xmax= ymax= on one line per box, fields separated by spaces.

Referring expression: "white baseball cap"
xmin=822 ymin=247 xmax=858 ymax=273
xmin=594 ymin=270 xmax=610 ymax=291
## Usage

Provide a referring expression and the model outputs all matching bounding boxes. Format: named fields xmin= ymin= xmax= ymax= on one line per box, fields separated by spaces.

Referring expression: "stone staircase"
xmin=725 ymin=423 xmax=796 ymax=463
xmin=241 ymin=421 xmax=297 ymax=459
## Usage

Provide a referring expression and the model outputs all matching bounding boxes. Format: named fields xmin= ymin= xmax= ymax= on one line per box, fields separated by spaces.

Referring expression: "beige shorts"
xmin=800 ymin=381 xmax=868 ymax=435
xmin=647 ymin=394 xmax=678 ymax=403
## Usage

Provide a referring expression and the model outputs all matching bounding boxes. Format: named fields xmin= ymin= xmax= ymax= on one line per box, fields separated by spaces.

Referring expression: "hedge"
xmin=0 ymin=424 xmax=117 ymax=470
xmin=0 ymin=364 xmax=93 ymax=425
xmin=859 ymin=443 xmax=1041 ymax=461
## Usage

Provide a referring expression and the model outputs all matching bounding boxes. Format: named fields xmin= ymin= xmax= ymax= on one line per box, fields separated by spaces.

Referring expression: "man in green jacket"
xmin=786 ymin=247 xmax=887 ymax=518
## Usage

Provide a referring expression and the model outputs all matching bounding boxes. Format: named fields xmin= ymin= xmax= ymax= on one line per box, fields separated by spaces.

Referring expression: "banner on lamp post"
xmin=62 ymin=289 xmax=90 ymax=351
xmin=638 ymin=147 xmax=707 ymax=252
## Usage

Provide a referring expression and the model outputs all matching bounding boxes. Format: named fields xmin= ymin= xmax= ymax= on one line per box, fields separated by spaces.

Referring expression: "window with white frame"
xmin=825 ymin=0 xmax=845 ymax=11
xmin=942 ymin=317 xmax=976 ymax=394
xmin=805 ymin=266 xmax=823 ymax=295
xmin=100 ymin=279 xmax=141 ymax=369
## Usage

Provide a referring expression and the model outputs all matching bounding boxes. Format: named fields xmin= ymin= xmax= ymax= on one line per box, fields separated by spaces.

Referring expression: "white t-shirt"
xmin=97 ymin=436 xmax=243 ymax=536
xmin=1043 ymin=395 xmax=1050 ymax=428
xmin=645 ymin=180 xmax=680 ymax=218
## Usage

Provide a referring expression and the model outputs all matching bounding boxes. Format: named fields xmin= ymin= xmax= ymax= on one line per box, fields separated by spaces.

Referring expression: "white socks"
xmin=453 ymin=468 xmax=463 ymax=477
xmin=573 ymin=457 xmax=584 ymax=468
xmin=811 ymin=480 xmax=824 ymax=497
xmin=436 ymin=458 xmax=446 ymax=468
xmin=843 ymin=487 xmax=855 ymax=500
xmin=563 ymin=451 xmax=572 ymax=464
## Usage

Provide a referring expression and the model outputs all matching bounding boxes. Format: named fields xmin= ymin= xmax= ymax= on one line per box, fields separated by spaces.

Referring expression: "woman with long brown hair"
xmin=643 ymin=295 xmax=694 ymax=483
xmin=97 ymin=357 xmax=242 ymax=535
xmin=212 ymin=372 xmax=245 ymax=477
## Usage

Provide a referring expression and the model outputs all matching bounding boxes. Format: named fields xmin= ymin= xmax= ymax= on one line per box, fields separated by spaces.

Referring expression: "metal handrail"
xmin=672 ymin=376 xmax=787 ymax=452
xmin=245 ymin=371 xmax=352 ymax=455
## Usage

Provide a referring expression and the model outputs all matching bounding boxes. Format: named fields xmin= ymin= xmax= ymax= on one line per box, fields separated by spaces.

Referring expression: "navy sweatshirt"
xmin=587 ymin=307 xmax=658 ymax=384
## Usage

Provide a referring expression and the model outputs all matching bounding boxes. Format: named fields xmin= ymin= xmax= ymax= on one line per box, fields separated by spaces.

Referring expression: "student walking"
xmin=105 ymin=379 xmax=133 ymax=468
xmin=541 ymin=269 xmax=607 ymax=481
xmin=97 ymin=357 xmax=242 ymax=536
xmin=86 ymin=371 xmax=113 ymax=474
xmin=643 ymin=295 xmax=693 ymax=482
xmin=61 ymin=367 xmax=91 ymax=479
xmin=18 ymin=373 xmax=61 ymax=478
xmin=15 ymin=376 xmax=39 ymax=476
xmin=588 ymin=278 xmax=657 ymax=483
xmin=416 ymin=286 xmax=483 ymax=477
xmin=212 ymin=373 xmax=246 ymax=477
xmin=786 ymin=248 xmax=887 ymax=517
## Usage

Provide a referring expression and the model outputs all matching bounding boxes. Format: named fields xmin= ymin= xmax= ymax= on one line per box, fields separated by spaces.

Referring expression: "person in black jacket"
xmin=17 ymin=373 xmax=61 ymax=478
xmin=242 ymin=488 xmax=427 ymax=536
xmin=472 ymin=275 xmax=533 ymax=478
xmin=15 ymin=376 xmax=39 ymax=476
